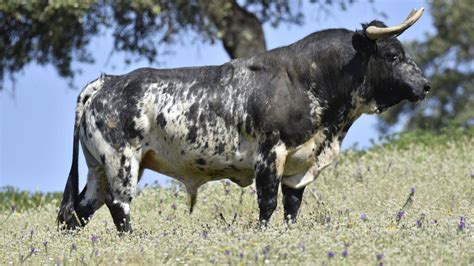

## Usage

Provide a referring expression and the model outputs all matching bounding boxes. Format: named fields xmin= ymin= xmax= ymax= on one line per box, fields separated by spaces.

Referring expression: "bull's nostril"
xmin=423 ymin=83 xmax=431 ymax=94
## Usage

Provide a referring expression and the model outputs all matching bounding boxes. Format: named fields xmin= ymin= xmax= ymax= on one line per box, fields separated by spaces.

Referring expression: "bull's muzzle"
xmin=417 ymin=81 xmax=431 ymax=100
xmin=409 ymin=81 xmax=431 ymax=102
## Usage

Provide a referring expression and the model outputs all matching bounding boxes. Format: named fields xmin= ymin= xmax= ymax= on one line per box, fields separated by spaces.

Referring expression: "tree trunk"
xmin=200 ymin=0 xmax=267 ymax=59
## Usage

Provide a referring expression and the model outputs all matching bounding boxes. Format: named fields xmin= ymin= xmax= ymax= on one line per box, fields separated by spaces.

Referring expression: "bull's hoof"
xmin=117 ymin=224 xmax=133 ymax=234
xmin=57 ymin=207 xmax=86 ymax=232
xmin=258 ymin=219 xmax=270 ymax=230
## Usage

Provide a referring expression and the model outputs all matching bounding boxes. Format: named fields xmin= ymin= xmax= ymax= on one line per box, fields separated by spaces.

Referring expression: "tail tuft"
xmin=57 ymin=125 xmax=80 ymax=229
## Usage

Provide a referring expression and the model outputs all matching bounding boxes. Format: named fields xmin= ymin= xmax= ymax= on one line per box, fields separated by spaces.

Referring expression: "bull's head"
xmin=354 ymin=8 xmax=431 ymax=113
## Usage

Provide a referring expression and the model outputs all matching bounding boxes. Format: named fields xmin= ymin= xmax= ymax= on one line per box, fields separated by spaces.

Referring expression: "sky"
xmin=0 ymin=0 xmax=433 ymax=192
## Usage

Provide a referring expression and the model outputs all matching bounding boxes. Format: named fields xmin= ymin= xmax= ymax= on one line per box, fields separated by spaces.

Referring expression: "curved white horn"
xmin=366 ymin=7 xmax=424 ymax=40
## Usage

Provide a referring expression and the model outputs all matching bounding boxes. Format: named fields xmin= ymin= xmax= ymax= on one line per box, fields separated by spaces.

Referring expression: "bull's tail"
xmin=57 ymin=75 xmax=106 ymax=229
xmin=56 ymin=118 xmax=81 ymax=228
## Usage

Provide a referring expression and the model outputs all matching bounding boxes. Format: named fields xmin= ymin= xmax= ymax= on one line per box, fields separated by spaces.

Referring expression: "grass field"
xmin=1 ymin=131 xmax=472 ymax=264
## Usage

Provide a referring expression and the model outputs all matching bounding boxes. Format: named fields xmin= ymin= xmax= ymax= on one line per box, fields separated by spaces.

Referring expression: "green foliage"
xmin=379 ymin=0 xmax=474 ymax=132
xmin=0 ymin=0 xmax=354 ymax=89
xmin=0 ymin=186 xmax=62 ymax=212
xmin=379 ymin=124 xmax=474 ymax=151
xmin=0 ymin=1 xmax=103 ymax=87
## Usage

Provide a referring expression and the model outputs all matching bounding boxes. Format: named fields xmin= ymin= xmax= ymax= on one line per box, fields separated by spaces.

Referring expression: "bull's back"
xmin=82 ymin=65 xmax=258 ymax=182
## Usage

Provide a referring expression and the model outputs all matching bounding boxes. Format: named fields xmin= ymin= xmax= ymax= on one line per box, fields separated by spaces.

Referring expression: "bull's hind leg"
xmin=60 ymin=144 xmax=107 ymax=230
xmin=74 ymin=167 xmax=107 ymax=226
xmin=281 ymin=184 xmax=306 ymax=223
xmin=104 ymin=153 xmax=140 ymax=233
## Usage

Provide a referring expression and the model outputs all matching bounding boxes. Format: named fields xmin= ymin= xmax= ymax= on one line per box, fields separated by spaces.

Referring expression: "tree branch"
xmin=200 ymin=0 xmax=266 ymax=59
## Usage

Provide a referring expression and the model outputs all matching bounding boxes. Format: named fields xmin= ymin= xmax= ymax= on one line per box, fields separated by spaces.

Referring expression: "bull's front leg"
xmin=255 ymin=138 xmax=287 ymax=226
xmin=281 ymin=184 xmax=306 ymax=223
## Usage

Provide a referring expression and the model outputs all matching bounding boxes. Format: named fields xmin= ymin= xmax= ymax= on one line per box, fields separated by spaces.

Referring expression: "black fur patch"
xmin=156 ymin=113 xmax=167 ymax=128
xmin=196 ymin=158 xmax=206 ymax=165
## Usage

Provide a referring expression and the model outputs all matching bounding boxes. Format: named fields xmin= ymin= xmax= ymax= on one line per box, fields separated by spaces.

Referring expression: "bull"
xmin=58 ymin=8 xmax=430 ymax=232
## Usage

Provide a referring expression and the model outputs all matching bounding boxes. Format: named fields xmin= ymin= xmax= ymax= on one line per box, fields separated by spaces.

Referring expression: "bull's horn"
xmin=365 ymin=7 xmax=424 ymax=40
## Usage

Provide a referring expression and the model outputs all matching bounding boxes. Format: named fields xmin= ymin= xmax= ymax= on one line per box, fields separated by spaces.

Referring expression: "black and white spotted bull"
xmin=58 ymin=8 xmax=430 ymax=232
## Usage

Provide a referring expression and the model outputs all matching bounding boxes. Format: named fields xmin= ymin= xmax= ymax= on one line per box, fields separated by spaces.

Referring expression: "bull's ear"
xmin=352 ymin=32 xmax=376 ymax=54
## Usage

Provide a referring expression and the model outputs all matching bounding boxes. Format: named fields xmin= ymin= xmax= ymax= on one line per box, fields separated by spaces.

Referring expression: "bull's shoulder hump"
xmin=121 ymin=65 xmax=236 ymax=86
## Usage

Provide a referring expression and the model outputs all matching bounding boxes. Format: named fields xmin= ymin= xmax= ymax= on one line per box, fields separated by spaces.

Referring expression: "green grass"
xmin=1 ymin=132 xmax=472 ymax=264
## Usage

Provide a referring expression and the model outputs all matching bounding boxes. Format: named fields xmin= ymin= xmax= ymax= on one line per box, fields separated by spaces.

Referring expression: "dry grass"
xmin=1 ymin=137 xmax=472 ymax=264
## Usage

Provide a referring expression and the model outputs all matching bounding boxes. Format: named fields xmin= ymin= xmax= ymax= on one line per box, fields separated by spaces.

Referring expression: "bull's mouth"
xmin=374 ymin=86 xmax=429 ymax=114
xmin=375 ymin=105 xmax=389 ymax=113
xmin=372 ymin=95 xmax=401 ymax=114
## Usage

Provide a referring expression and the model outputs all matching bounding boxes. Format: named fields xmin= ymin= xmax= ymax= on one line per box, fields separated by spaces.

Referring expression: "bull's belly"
xmin=140 ymin=135 xmax=257 ymax=187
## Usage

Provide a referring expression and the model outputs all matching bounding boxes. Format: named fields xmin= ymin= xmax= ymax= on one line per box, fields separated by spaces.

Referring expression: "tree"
xmin=0 ymin=0 xmax=356 ymax=90
xmin=378 ymin=0 xmax=474 ymax=132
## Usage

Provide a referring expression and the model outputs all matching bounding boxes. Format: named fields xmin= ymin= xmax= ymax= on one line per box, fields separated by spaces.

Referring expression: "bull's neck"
xmin=290 ymin=53 xmax=369 ymax=139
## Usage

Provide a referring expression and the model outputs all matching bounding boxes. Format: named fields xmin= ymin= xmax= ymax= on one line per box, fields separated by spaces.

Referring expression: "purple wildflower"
xmin=376 ymin=253 xmax=384 ymax=261
xmin=91 ymin=234 xmax=98 ymax=243
xmin=416 ymin=213 xmax=425 ymax=228
xmin=432 ymin=219 xmax=438 ymax=224
xmin=30 ymin=247 xmax=38 ymax=255
xmin=327 ymin=251 xmax=335 ymax=258
xmin=410 ymin=187 xmax=415 ymax=194
xmin=224 ymin=250 xmax=231 ymax=256
xmin=416 ymin=219 xmax=422 ymax=228
xmin=341 ymin=250 xmax=348 ymax=257
xmin=239 ymin=252 xmax=244 ymax=259
xmin=171 ymin=203 xmax=177 ymax=210
xmin=225 ymin=188 xmax=230 ymax=195
xmin=201 ymin=231 xmax=208 ymax=239
xmin=325 ymin=216 xmax=331 ymax=223
xmin=360 ymin=213 xmax=368 ymax=221
xmin=263 ymin=245 xmax=270 ymax=258
xmin=458 ymin=216 xmax=465 ymax=231
xmin=397 ymin=210 xmax=405 ymax=221
xmin=297 ymin=242 xmax=305 ymax=252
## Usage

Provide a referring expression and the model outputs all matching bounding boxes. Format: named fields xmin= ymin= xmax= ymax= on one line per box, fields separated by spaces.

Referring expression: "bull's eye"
xmin=388 ymin=55 xmax=399 ymax=62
